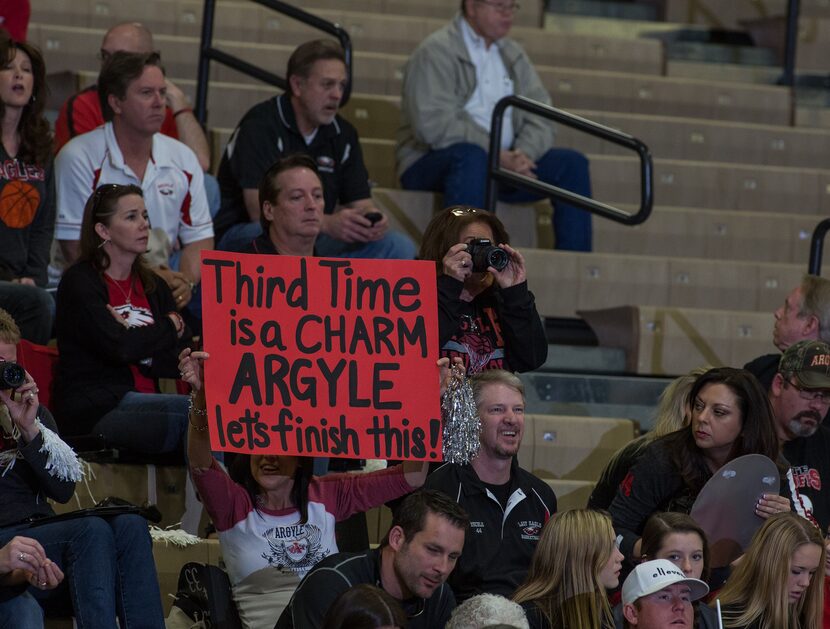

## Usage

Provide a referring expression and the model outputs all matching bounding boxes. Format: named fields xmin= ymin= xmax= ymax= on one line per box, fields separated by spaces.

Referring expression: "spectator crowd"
xmin=1 ymin=3 xmax=830 ymax=628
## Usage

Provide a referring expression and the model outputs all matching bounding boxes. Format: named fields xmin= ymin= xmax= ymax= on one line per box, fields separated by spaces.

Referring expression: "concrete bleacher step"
xmin=335 ymin=93 xmax=828 ymax=170
xmin=665 ymin=60 xmax=783 ymax=84
xmin=31 ymin=23 xmax=792 ymax=127
xmin=576 ymin=305 xmax=777 ymax=376
xmin=522 ymin=247 xmax=816 ymax=319
xmin=548 ymin=0 xmax=659 ymax=21
xmin=520 ymin=372 xmax=671 ymax=429
xmin=539 ymin=344 xmax=628 ymax=373
xmin=370 ymin=185 xmax=824 ymax=263
xmin=665 ymin=40 xmax=778 ymax=66
xmin=349 ymin=139 xmax=830 ymax=213
xmin=32 ymin=0 xmax=545 ymax=42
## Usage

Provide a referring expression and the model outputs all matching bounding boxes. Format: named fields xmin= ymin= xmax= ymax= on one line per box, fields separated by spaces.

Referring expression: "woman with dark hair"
xmin=612 ymin=512 xmax=717 ymax=628
xmin=53 ymin=184 xmax=190 ymax=455
xmin=419 ymin=206 xmax=546 ymax=375
xmin=321 ymin=584 xmax=406 ymax=629
xmin=177 ymin=349 xmax=431 ymax=629
xmin=609 ymin=367 xmax=790 ymax=567
xmin=0 ymin=32 xmax=55 ymax=344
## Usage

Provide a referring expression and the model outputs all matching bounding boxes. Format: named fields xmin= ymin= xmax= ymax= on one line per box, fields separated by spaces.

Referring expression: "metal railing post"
xmin=485 ymin=95 xmax=653 ymax=226
xmin=195 ymin=0 xmax=352 ymax=128
xmin=808 ymin=218 xmax=830 ymax=275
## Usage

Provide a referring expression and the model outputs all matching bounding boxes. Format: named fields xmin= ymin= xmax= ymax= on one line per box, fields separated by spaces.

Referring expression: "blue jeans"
xmin=92 ymin=391 xmax=188 ymax=456
xmin=401 ymin=142 xmax=593 ymax=251
xmin=0 ymin=515 xmax=164 ymax=628
xmin=0 ymin=282 xmax=53 ymax=344
xmin=218 ymin=222 xmax=417 ymax=259
xmin=0 ymin=591 xmax=43 ymax=629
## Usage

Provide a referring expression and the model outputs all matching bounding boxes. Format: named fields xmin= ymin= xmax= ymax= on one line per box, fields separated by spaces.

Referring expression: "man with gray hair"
xmin=746 ymin=274 xmax=830 ymax=391
xmin=445 ymin=593 xmax=529 ymax=629
xmin=425 ymin=369 xmax=556 ymax=602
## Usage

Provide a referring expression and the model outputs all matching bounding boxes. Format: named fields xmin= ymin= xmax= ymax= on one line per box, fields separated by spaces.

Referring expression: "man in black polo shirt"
xmin=768 ymin=339 xmax=830 ymax=531
xmin=425 ymin=369 xmax=557 ymax=602
xmin=215 ymin=39 xmax=415 ymax=260
xmin=274 ymin=489 xmax=467 ymax=629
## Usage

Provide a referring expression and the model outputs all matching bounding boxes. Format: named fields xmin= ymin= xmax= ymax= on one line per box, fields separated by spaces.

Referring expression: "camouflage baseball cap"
xmin=779 ymin=340 xmax=830 ymax=389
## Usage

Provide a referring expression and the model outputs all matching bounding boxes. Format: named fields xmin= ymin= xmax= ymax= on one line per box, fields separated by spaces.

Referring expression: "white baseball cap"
xmin=622 ymin=559 xmax=709 ymax=605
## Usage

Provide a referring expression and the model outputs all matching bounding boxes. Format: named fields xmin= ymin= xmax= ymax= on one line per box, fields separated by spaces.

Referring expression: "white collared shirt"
xmin=460 ymin=17 xmax=514 ymax=150
xmin=55 ymin=122 xmax=213 ymax=251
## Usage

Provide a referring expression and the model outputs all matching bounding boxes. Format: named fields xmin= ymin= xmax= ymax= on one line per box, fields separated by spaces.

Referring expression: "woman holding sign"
xmin=419 ymin=206 xmax=547 ymax=375
xmin=609 ymin=368 xmax=791 ymax=569
xmin=54 ymin=184 xmax=190 ymax=456
xmin=178 ymin=348 xmax=432 ymax=629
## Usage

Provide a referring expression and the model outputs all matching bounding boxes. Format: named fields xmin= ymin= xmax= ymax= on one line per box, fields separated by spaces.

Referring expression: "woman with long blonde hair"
xmin=717 ymin=512 xmax=824 ymax=629
xmin=514 ymin=509 xmax=623 ymax=629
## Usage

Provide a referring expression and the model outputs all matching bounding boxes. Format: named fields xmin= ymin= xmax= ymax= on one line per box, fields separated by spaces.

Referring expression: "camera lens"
xmin=0 ymin=362 xmax=25 ymax=390
xmin=487 ymin=247 xmax=509 ymax=271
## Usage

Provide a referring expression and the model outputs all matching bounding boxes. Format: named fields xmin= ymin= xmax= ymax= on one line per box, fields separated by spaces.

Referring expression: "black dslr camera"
xmin=467 ymin=238 xmax=509 ymax=272
xmin=0 ymin=362 xmax=25 ymax=390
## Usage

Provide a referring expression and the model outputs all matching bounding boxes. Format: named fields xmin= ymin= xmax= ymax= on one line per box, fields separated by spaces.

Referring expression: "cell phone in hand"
xmin=364 ymin=211 xmax=383 ymax=226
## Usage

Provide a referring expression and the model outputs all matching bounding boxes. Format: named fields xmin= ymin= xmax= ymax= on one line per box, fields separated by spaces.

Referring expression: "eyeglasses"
xmin=784 ymin=380 xmax=830 ymax=404
xmin=475 ymin=0 xmax=521 ymax=13
xmin=449 ymin=206 xmax=481 ymax=217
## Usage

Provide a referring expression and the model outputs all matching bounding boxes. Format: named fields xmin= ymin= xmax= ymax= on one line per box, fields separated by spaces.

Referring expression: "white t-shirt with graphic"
xmin=192 ymin=459 xmax=412 ymax=629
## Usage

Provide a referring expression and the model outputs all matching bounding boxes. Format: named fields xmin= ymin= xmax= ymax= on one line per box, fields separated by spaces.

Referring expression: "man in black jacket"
xmin=425 ymin=369 xmax=556 ymax=602
xmin=275 ymin=489 xmax=467 ymax=629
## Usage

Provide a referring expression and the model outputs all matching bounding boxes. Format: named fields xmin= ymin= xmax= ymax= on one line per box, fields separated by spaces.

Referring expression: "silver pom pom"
xmin=441 ymin=364 xmax=480 ymax=464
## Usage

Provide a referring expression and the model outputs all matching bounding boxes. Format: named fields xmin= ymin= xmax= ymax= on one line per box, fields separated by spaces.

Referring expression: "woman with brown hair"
xmin=54 ymin=184 xmax=190 ymax=455
xmin=0 ymin=31 xmax=55 ymax=344
xmin=419 ymin=206 xmax=546 ymax=375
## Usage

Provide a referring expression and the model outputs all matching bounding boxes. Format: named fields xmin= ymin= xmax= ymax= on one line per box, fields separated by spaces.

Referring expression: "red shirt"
xmin=54 ymin=85 xmax=179 ymax=153
xmin=103 ymin=274 xmax=157 ymax=394
xmin=0 ymin=0 xmax=30 ymax=42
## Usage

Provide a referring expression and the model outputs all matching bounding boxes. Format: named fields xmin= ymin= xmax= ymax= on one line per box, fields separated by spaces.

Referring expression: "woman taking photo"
xmin=0 ymin=33 xmax=54 ymax=345
xmin=613 ymin=512 xmax=717 ymax=628
xmin=178 ymin=348 xmax=432 ymax=629
xmin=609 ymin=367 xmax=790 ymax=564
xmin=54 ymin=184 xmax=190 ymax=455
xmin=513 ymin=509 xmax=624 ymax=629
xmin=717 ymin=512 xmax=824 ymax=629
xmin=419 ymin=206 xmax=547 ymax=375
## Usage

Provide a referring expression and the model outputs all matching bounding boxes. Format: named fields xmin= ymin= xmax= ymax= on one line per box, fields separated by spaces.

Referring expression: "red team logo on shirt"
xmin=791 ymin=465 xmax=821 ymax=491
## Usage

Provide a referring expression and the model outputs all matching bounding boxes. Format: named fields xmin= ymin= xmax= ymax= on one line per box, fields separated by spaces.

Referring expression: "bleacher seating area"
xmin=28 ymin=0 xmax=830 ymax=620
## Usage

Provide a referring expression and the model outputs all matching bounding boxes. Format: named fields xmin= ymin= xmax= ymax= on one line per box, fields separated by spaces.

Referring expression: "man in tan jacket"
xmin=397 ymin=0 xmax=593 ymax=251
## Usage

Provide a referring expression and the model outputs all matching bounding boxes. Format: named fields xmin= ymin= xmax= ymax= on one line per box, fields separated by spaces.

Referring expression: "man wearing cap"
xmin=621 ymin=559 xmax=709 ymax=628
xmin=769 ymin=339 xmax=830 ymax=531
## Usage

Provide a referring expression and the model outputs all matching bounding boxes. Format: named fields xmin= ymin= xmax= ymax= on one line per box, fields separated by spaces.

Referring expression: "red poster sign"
xmin=200 ymin=251 xmax=441 ymax=461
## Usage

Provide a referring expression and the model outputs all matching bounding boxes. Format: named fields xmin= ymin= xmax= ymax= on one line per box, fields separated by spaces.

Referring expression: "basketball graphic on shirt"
xmin=0 ymin=181 xmax=40 ymax=228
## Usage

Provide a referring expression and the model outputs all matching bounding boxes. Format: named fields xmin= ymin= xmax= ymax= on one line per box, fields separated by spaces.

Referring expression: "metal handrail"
xmin=808 ymin=218 xmax=830 ymax=275
xmin=485 ymin=95 xmax=653 ymax=226
xmin=779 ymin=0 xmax=800 ymax=87
xmin=194 ymin=0 xmax=352 ymax=125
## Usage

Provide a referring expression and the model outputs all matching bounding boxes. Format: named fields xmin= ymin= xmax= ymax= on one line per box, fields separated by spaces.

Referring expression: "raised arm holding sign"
xmin=176 ymin=240 xmax=444 ymax=626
